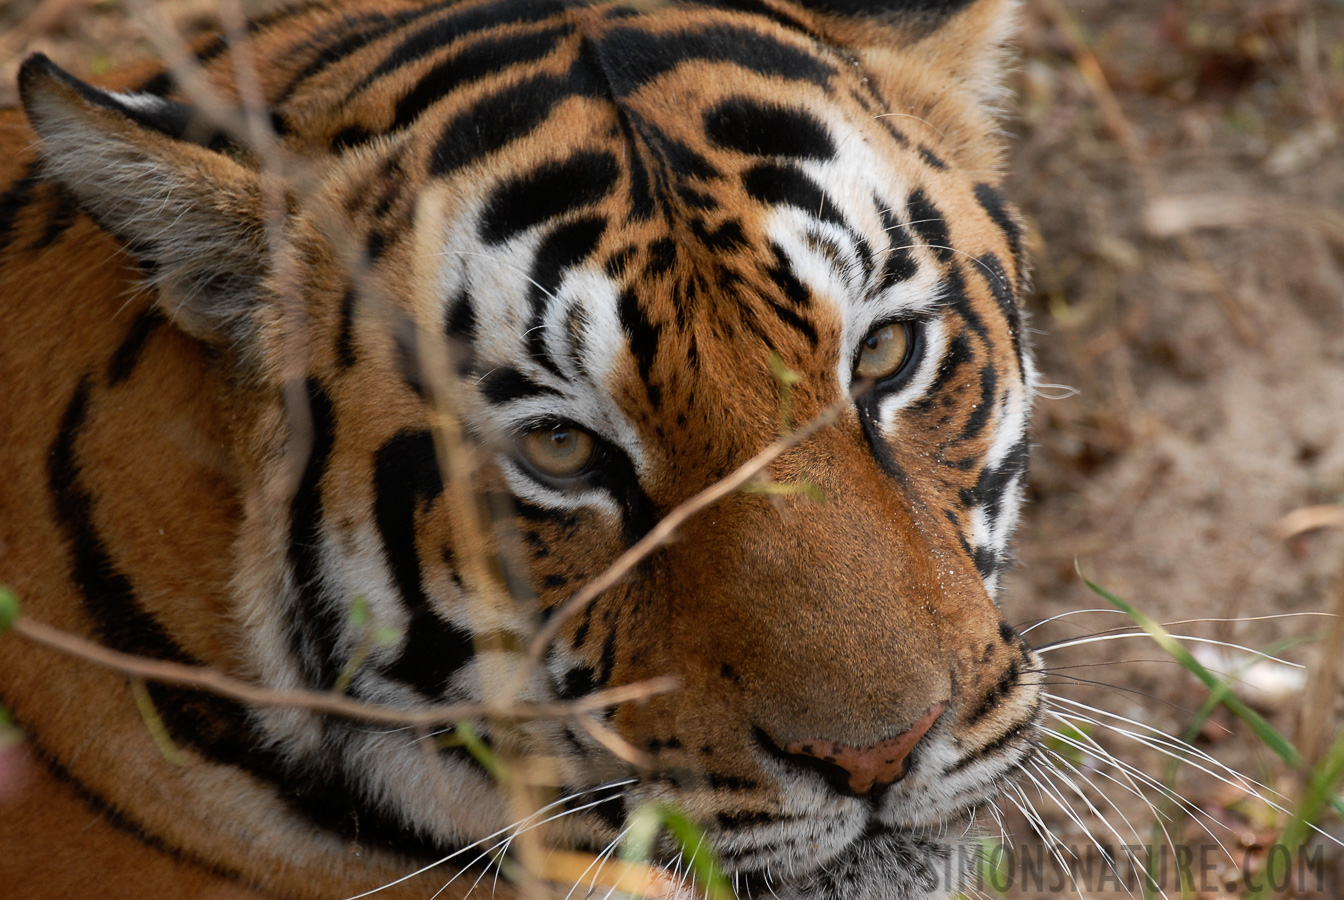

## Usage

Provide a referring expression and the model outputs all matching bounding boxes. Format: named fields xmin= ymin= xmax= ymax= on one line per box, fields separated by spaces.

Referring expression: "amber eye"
xmin=854 ymin=322 xmax=911 ymax=381
xmin=518 ymin=425 xmax=597 ymax=479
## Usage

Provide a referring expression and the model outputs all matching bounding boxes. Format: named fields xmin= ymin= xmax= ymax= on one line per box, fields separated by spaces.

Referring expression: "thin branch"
xmin=8 ymin=614 xmax=677 ymax=727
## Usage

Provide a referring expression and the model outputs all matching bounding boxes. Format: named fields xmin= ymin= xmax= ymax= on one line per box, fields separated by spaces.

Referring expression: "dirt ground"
xmin=2 ymin=1 xmax=1343 ymax=898
xmin=999 ymin=2 xmax=1344 ymax=897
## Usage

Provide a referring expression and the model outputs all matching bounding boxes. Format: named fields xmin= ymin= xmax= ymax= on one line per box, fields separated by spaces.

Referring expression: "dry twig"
xmin=8 ymin=614 xmax=677 ymax=727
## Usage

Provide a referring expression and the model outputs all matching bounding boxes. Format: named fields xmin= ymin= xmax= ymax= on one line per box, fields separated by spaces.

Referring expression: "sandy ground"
xmin=2 ymin=1 xmax=1343 ymax=898
xmin=998 ymin=2 xmax=1344 ymax=896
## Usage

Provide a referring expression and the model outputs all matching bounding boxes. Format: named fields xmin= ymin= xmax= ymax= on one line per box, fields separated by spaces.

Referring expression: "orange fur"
xmin=0 ymin=2 xmax=1039 ymax=897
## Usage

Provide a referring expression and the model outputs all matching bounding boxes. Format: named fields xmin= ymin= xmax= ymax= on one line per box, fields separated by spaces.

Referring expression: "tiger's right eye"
xmin=854 ymin=322 xmax=911 ymax=382
xmin=518 ymin=425 xmax=596 ymax=480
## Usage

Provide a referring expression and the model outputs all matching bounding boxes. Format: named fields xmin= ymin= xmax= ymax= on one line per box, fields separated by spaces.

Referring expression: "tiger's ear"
xmin=792 ymin=0 xmax=1018 ymax=166
xmin=19 ymin=53 xmax=268 ymax=344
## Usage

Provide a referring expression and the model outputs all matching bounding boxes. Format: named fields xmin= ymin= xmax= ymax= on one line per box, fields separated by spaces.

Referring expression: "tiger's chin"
xmin=713 ymin=824 xmax=969 ymax=900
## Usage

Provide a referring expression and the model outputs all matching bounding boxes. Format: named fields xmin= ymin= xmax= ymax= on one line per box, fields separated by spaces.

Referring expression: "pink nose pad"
xmin=783 ymin=701 xmax=948 ymax=795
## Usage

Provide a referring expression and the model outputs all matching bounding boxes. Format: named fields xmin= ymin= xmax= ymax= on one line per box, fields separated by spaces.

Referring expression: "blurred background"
xmin=2 ymin=1 xmax=1342 ymax=897
xmin=1003 ymin=4 xmax=1344 ymax=897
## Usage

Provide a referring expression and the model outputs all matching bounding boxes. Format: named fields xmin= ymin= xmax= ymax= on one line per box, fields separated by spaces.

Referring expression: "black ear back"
xmin=21 ymin=54 xmax=194 ymax=138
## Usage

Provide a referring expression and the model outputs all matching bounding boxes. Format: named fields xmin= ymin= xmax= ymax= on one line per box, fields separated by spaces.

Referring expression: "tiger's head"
xmin=9 ymin=0 xmax=1040 ymax=897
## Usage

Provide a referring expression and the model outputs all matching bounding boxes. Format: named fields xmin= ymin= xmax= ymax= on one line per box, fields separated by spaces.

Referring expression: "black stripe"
xmin=618 ymin=287 xmax=661 ymax=407
xmin=528 ymin=216 xmax=608 ymax=305
xmin=192 ymin=36 xmax=229 ymax=67
xmin=285 ymin=379 xmax=344 ymax=690
xmin=107 ymin=308 xmax=166 ymax=386
xmin=663 ymin=141 xmax=719 ymax=181
xmin=973 ymin=544 xmax=999 ymax=580
xmin=0 ymin=165 xmax=40 ymax=255
xmin=48 ymin=379 xmax=189 ymax=663
xmin=857 ymin=401 xmax=907 ymax=484
xmin=877 ymin=202 xmax=918 ymax=287
xmin=794 ymin=0 xmax=975 ymax=17
xmin=764 ymin=297 xmax=818 ymax=346
xmin=942 ymin=268 xmax=986 ymax=339
xmin=690 ymin=217 xmax=747 ymax=252
xmin=906 ymin=189 xmax=954 ymax=262
xmin=335 ymin=288 xmax=358 ymax=369
xmin=557 ymin=664 xmax=596 ymax=700
xmin=19 ymin=742 xmax=252 ymax=882
xmin=742 ymin=162 xmax=845 ymax=227
xmin=593 ymin=624 xmax=619 ymax=687
xmin=595 ymin=24 xmax=835 ymax=96
xmin=918 ymin=145 xmax=947 ymax=170
xmin=717 ymin=810 xmax=774 ymax=830
xmin=965 ymin=657 xmax=1020 ymax=725
xmin=46 ymin=378 xmax=281 ymax=775
xmin=366 ymin=229 xmax=388 ymax=262
xmin=352 ymin=0 xmax=562 ymax=94
xmin=285 ymin=745 xmax=476 ymax=861
xmin=974 ymin=182 xmax=1025 ymax=290
xmin=134 ymin=70 xmax=176 ymax=96
xmin=278 ymin=13 xmax=415 ymax=103
xmin=961 ymin=435 xmax=1029 ymax=524
xmin=976 ymin=251 xmax=1023 ymax=365
xmin=391 ymin=25 xmax=573 ymax=133
xmin=947 ymin=717 xmax=1034 ymax=774
xmin=432 ymin=65 xmax=602 ymax=177
xmin=524 ymin=216 xmax=608 ymax=374
xmin=373 ymin=430 xmax=477 ymax=696
xmin=479 ymin=366 xmax=559 ymax=405
xmin=615 ymin=112 xmax=656 ymax=220
xmin=766 ymin=245 xmax=810 ymax=308
xmin=513 ymin=498 xmax=580 ymax=531
xmin=958 ymin=364 xmax=998 ymax=442
xmin=604 ymin=243 xmax=637 ymax=278
xmin=569 ymin=601 xmax=593 ymax=645
xmin=701 ymin=0 xmax=819 ymax=38
xmin=645 ymin=238 xmax=677 ymax=277
xmin=30 ymin=185 xmax=79 ymax=250
xmin=704 ymin=97 xmax=835 ymax=160
xmin=588 ymin=787 xmax=627 ymax=831
xmin=479 ymin=152 xmax=619 ymax=244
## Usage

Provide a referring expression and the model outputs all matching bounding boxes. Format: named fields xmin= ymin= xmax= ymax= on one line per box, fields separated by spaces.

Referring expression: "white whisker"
xmin=1038 ymin=632 xmax=1307 ymax=669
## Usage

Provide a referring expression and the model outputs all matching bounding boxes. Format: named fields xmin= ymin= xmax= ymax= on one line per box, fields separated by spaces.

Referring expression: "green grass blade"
xmin=1083 ymin=575 xmax=1344 ymax=819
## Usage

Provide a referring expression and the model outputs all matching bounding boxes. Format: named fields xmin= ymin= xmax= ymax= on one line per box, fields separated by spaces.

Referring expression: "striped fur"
xmin=0 ymin=1 xmax=1040 ymax=897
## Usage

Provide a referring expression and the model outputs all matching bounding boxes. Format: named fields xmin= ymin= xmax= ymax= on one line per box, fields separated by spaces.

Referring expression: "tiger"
xmin=0 ymin=0 xmax=1042 ymax=898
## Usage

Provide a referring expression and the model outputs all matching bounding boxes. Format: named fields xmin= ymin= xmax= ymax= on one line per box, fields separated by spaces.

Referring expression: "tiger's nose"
xmin=782 ymin=701 xmax=948 ymax=796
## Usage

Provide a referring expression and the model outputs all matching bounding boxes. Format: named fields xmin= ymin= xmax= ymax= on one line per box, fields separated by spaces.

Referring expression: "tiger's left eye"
xmin=855 ymin=322 xmax=911 ymax=381
xmin=518 ymin=425 xmax=596 ymax=479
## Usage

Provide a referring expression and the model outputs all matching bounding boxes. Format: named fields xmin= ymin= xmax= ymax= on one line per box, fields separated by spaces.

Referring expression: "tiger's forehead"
xmin=413 ymin=84 xmax=957 ymax=456
xmin=318 ymin=0 xmax=1019 ymax=480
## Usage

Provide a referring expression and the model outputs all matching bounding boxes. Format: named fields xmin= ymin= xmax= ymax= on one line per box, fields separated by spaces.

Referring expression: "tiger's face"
xmin=8 ymin=0 xmax=1042 ymax=897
